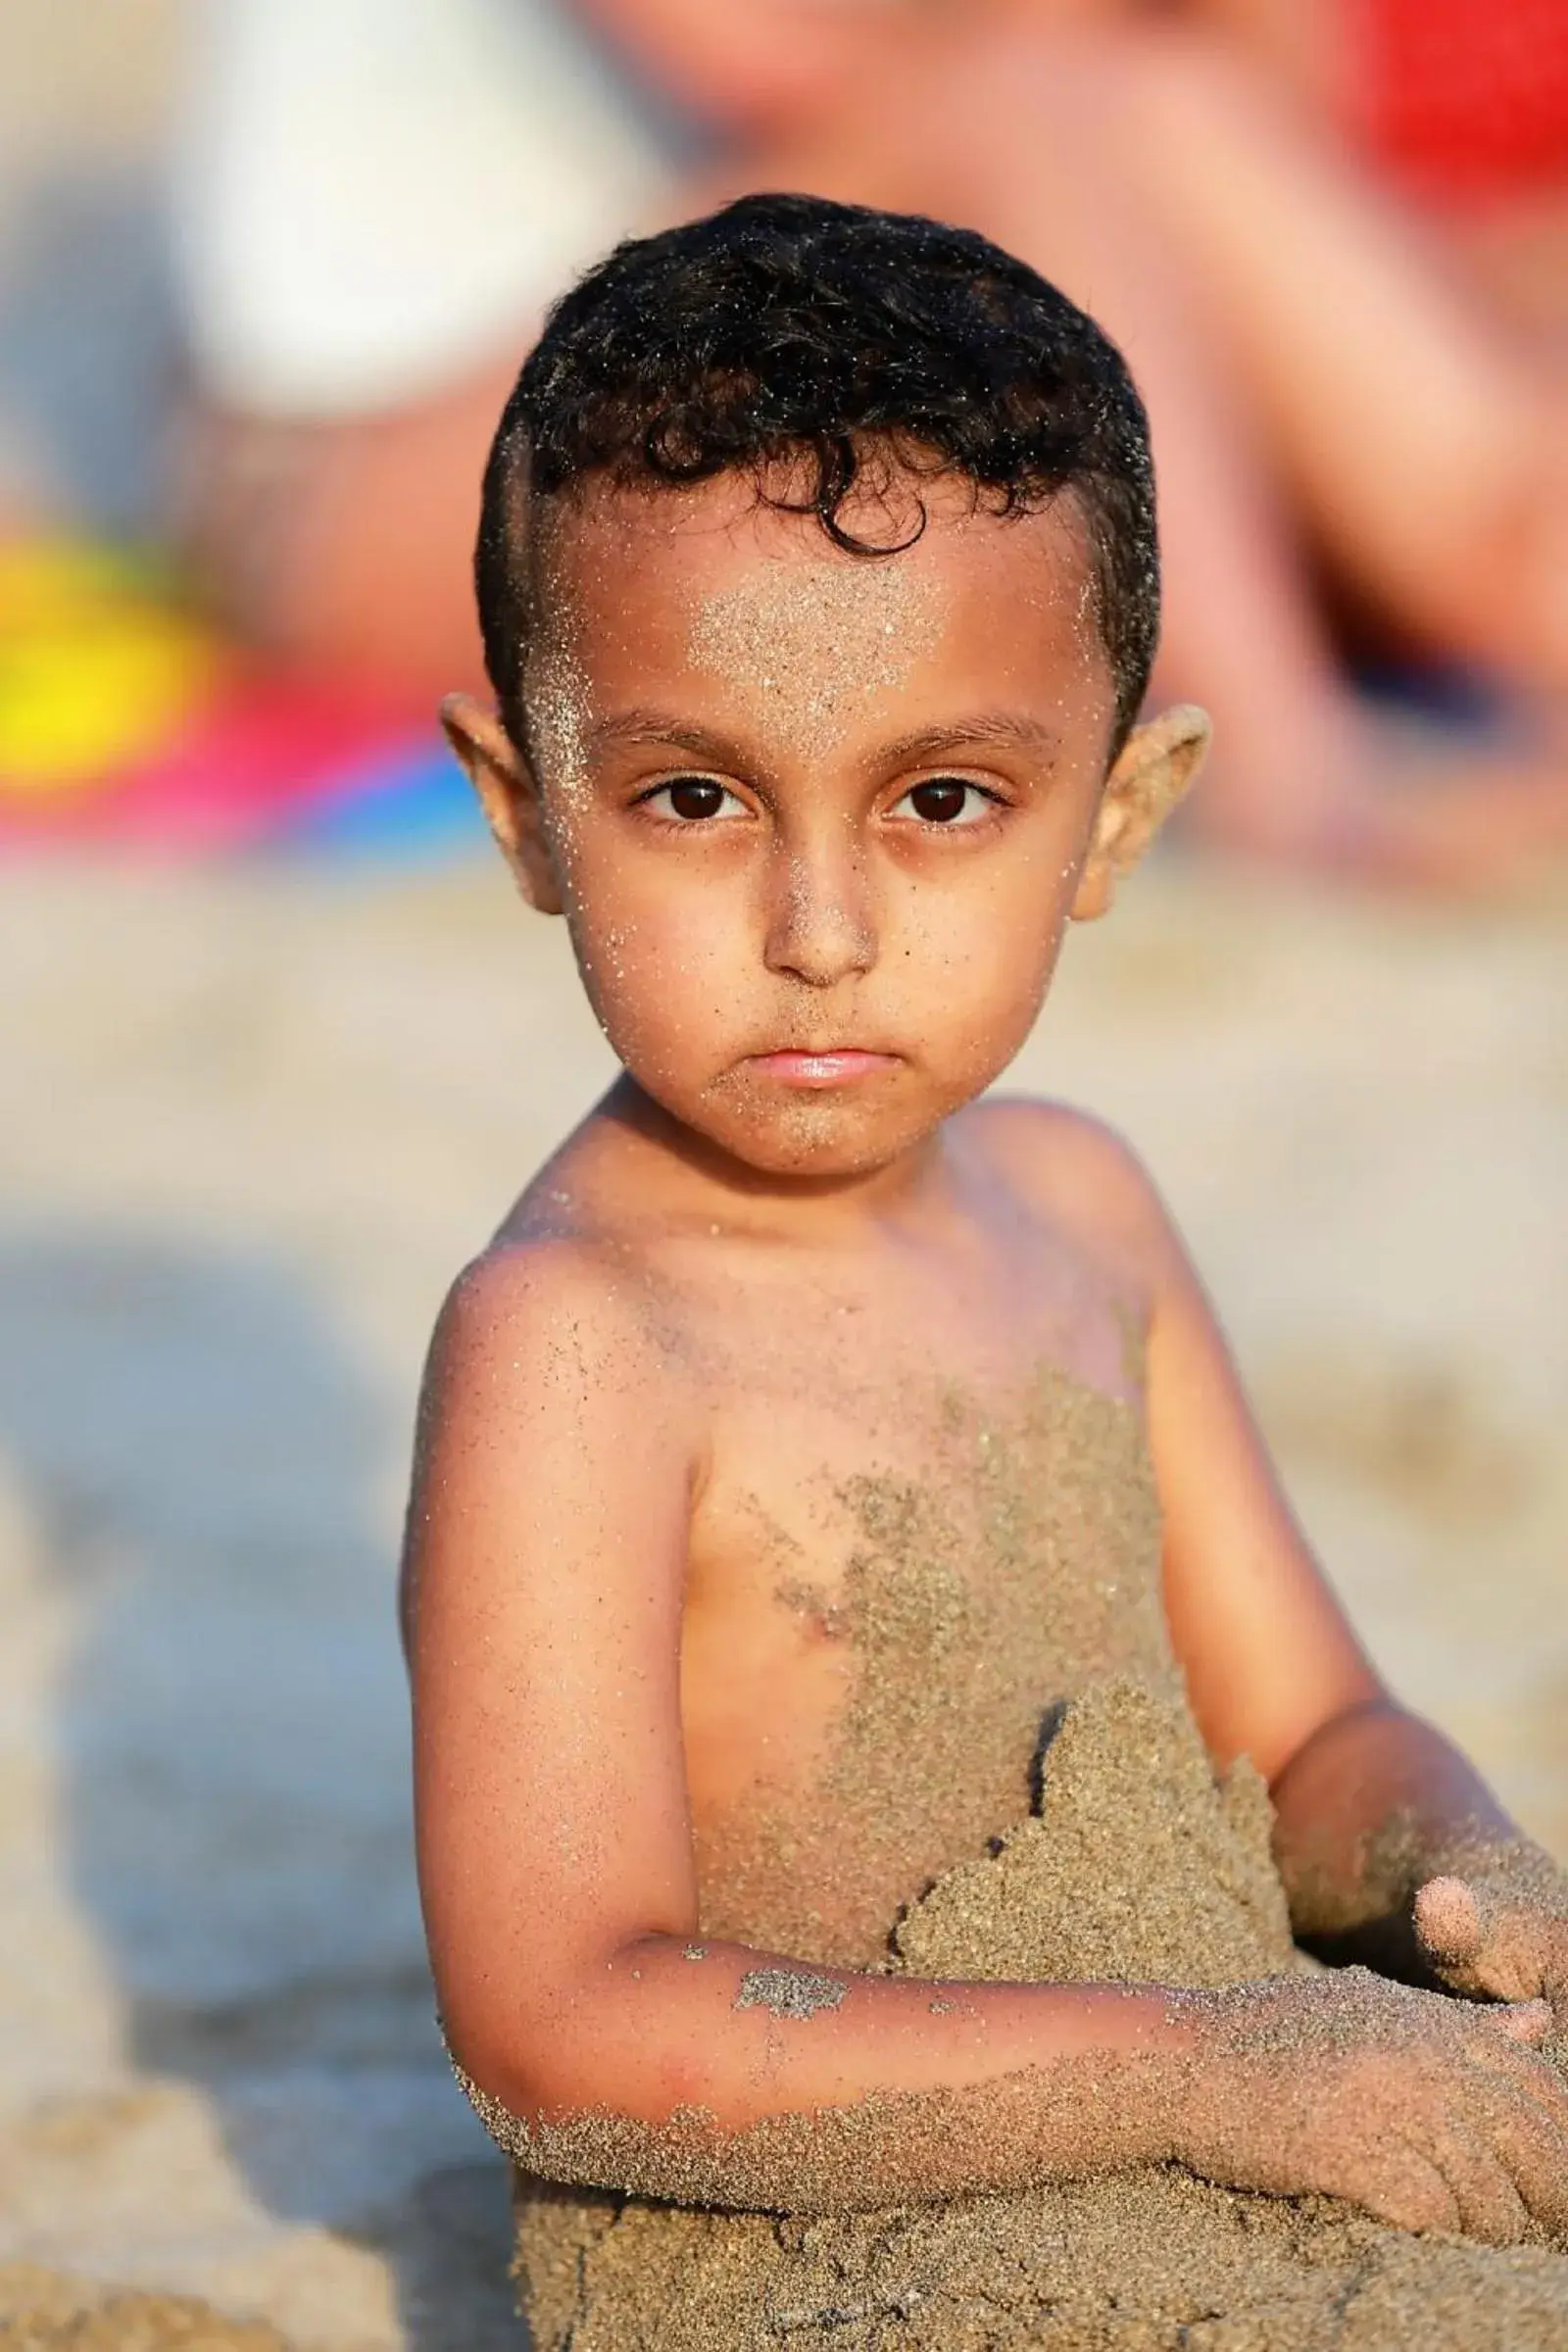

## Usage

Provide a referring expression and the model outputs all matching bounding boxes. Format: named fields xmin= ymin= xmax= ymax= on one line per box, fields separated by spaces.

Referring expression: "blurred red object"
xmin=1362 ymin=0 xmax=1568 ymax=200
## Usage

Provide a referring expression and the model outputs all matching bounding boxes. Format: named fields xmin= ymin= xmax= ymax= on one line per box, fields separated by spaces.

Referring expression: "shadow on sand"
xmin=0 ymin=1225 xmax=522 ymax=2349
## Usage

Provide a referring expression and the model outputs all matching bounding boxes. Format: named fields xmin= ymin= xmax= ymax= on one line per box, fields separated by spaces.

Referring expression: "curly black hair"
xmin=476 ymin=192 xmax=1159 ymax=759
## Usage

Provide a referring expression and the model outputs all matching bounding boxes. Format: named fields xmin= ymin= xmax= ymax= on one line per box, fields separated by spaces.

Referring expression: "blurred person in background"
xmin=173 ymin=0 xmax=1568 ymax=882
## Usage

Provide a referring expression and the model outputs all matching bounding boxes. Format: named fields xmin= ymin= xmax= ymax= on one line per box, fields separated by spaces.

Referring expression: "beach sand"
xmin=1 ymin=852 xmax=1566 ymax=2347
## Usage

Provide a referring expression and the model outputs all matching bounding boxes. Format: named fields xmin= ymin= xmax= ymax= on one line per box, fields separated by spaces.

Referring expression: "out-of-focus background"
xmin=1 ymin=4 xmax=1565 ymax=2346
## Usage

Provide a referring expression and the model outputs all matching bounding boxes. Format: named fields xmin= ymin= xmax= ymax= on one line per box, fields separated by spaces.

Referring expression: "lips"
xmin=743 ymin=1049 xmax=900 ymax=1090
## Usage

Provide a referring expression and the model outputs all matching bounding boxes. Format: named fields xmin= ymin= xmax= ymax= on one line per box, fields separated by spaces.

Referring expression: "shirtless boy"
xmin=404 ymin=195 xmax=1568 ymax=2342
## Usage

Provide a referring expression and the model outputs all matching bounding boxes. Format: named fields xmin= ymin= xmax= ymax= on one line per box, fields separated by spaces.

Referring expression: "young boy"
xmin=404 ymin=194 xmax=1568 ymax=2346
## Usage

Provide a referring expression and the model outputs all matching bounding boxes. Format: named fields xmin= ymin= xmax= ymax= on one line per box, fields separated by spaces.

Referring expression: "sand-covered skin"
xmin=695 ymin=1370 xmax=1172 ymax=1970
xmin=686 ymin=558 xmax=943 ymax=765
xmin=511 ymin=1681 xmax=1568 ymax=2350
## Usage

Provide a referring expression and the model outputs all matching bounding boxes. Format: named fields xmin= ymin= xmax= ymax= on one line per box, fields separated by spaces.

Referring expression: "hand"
xmin=1172 ymin=1967 xmax=1568 ymax=2246
xmin=1416 ymin=1873 xmax=1568 ymax=2026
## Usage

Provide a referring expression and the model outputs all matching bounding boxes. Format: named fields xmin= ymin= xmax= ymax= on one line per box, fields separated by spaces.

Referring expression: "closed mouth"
xmin=741 ymin=1048 xmax=901 ymax=1090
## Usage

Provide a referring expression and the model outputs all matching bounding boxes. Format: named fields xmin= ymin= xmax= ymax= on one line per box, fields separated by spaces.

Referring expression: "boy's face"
xmin=452 ymin=469 xmax=1202 ymax=1183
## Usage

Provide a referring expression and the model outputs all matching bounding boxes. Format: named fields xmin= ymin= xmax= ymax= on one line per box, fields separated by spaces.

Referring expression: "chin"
xmin=713 ymin=1098 xmax=949 ymax=1184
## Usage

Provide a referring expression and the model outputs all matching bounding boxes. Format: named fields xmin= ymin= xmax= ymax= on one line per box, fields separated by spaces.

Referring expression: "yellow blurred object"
xmin=0 ymin=541 xmax=222 ymax=796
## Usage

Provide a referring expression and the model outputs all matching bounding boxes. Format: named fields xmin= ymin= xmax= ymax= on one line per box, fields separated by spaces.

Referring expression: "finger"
xmin=1351 ymin=2138 xmax=1461 ymax=2236
xmin=1418 ymin=1882 xmax=1549 ymax=2004
xmin=1481 ymin=2082 xmax=1568 ymax=2239
xmin=1456 ymin=2006 xmax=1556 ymax=2091
xmin=1416 ymin=1877 xmax=1486 ymax=1965
xmin=1425 ymin=2118 xmax=1529 ymax=2247
xmin=1477 ymin=1997 xmax=1553 ymax=2046
xmin=1460 ymin=1920 xmax=1553 ymax=2003
xmin=1427 ymin=2003 xmax=1568 ymax=2100
xmin=1415 ymin=1877 xmax=1506 ymax=1998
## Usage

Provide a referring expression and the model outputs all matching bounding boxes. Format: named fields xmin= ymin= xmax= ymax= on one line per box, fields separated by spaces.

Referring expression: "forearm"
xmin=447 ymin=1933 xmax=1206 ymax=2212
xmin=1271 ymin=1697 xmax=1563 ymax=1966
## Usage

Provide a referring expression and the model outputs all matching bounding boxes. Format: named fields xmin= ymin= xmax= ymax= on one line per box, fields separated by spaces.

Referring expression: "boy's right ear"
xmin=440 ymin=694 xmax=564 ymax=915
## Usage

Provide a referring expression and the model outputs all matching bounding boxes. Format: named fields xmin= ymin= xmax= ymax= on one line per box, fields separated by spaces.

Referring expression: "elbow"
xmin=441 ymin=2015 xmax=603 ymax=2153
xmin=441 ymin=1944 xmax=710 ymax=2156
xmin=444 ymin=1993 xmax=744 ymax=2208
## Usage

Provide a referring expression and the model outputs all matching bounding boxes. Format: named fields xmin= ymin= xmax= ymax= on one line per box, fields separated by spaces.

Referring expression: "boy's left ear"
xmin=1072 ymin=705 xmax=1211 ymax=922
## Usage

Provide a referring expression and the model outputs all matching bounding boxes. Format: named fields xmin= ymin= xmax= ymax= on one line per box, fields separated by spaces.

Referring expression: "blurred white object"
xmin=172 ymin=0 xmax=671 ymax=416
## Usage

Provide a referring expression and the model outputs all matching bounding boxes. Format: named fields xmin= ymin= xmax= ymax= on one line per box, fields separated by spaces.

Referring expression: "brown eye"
xmin=904 ymin=778 xmax=982 ymax=824
xmin=662 ymin=778 xmax=730 ymax=821
xmin=668 ymin=779 xmax=723 ymax=820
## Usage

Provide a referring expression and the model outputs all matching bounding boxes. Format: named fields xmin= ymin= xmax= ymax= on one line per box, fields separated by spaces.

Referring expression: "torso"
xmin=514 ymin=1101 xmax=1177 ymax=1968
xmin=685 ymin=1357 xmax=1172 ymax=1964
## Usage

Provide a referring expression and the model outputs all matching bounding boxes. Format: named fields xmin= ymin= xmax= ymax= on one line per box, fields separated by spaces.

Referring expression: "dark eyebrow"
xmin=873 ymin=715 xmax=1059 ymax=768
xmin=584 ymin=709 xmax=1058 ymax=769
xmin=584 ymin=710 xmax=751 ymax=766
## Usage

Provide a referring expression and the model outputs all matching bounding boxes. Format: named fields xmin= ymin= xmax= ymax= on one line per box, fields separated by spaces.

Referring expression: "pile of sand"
xmin=0 ymin=2265 xmax=288 ymax=2351
xmin=514 ymin=1682 xmax=1568 ymax=2350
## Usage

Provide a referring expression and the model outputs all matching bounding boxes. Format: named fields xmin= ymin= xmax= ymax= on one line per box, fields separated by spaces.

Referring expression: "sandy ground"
xmin=0 ymin=848 xmax=1565 ymax=2349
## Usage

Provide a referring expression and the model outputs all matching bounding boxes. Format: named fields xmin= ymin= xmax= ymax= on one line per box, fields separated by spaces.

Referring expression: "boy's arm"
xmin=406 ymin=1244 xmax=1193 ymax=2196
xmin=1266 ymin=1702 xmax=1568 ymax=2009
xmin=407 ymin=1238 xmax=1568 ymax=2233
xmin=1086 ymin=1126 xmax=1568 ymax=2017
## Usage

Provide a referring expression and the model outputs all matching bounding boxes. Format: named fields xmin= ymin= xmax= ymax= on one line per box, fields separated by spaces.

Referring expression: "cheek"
xmin=884 ymin=859 xmax=1070 ymax=1047
xmin=562 ymin=844 xmax=755 ymax=1069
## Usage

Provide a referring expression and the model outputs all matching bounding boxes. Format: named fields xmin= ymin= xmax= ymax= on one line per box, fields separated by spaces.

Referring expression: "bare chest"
xmin=668 ymin=1283 xmax=1175 ymax=1962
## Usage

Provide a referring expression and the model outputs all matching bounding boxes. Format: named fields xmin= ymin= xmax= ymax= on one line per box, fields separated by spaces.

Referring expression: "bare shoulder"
xmin=428 ymin=1229 xmax=668 ymax=1410
xmin=402 ymin=1231 xmax=703 ymax=1657
xmin=955 ymin=1096 xmax=1186 ymax=1288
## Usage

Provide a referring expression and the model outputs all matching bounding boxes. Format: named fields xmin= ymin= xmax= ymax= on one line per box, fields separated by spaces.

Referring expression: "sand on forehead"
xmin=513 ymin=1681 xmax=1568 ymax=2352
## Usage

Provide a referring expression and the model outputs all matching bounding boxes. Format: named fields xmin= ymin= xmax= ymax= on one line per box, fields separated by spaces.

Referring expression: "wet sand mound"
xmin=514 ymin=1682 xmax=1568 ymax=2350
xmin=891 ymin=1679 xmax=1298 ymax=1989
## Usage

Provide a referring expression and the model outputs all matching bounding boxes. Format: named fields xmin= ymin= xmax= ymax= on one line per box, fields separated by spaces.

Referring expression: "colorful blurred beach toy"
xmin=0 ymin=537 xmax=482 ymax=857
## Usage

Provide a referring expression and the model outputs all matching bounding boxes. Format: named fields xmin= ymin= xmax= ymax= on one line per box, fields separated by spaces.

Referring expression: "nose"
xmin=761 ymin=831 xmax=876 ymax=988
